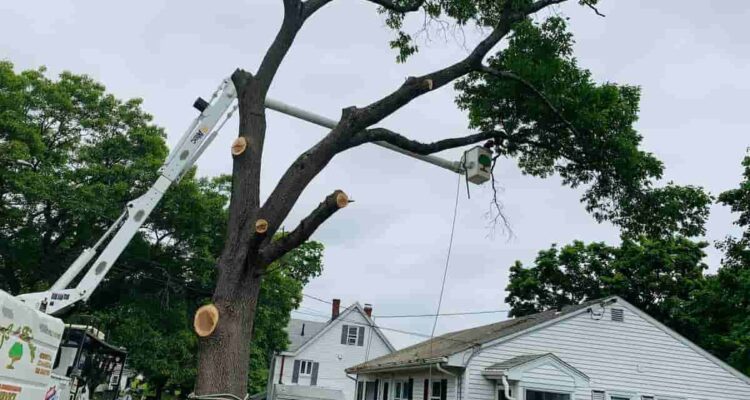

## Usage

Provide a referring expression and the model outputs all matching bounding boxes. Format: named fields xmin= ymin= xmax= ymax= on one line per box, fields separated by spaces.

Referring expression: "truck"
xmin=0 ymin=74 xmax=493 ymax=400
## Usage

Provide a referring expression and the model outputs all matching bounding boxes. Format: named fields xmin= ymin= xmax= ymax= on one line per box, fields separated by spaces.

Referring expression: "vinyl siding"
xmin=272 ymin=309 xmax=392 ymax=400
xmin=464 ymin=306 xmax=750 ymax=400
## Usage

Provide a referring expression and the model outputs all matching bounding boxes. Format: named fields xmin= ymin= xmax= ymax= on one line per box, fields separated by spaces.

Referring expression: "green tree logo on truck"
xmin=0 ymin=324 xmax=37 ymax=369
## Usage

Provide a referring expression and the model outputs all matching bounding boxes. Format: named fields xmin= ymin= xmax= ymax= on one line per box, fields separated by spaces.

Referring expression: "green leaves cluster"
xmin=505 ymin=150 xmax=750 ymax=377
xmin=456 ymin=17 xmax=710 ymax=238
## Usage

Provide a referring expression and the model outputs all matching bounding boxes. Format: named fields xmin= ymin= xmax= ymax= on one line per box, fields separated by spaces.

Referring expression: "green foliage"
xmin=505 ymin=150 xmax=750 ymax=376
xmin=505 ymin=236 xmax=708 ymax=324
xmin=455 ymin=17 xmax=709 ymax=237
xmin=0 ymin=62 xmax=323 ymax=393
xmin=379 ymin=0 xmax=600 ymax=62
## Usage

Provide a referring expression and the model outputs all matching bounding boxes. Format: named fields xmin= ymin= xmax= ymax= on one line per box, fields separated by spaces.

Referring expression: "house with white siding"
xmin=346 ymin=296 xmax=750 ymax=400
xmin=268 ymin=300 xmax=395 ymax=400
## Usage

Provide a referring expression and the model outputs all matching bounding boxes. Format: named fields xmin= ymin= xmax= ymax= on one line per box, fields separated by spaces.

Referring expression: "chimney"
xmin=364 ymin=303 xmax=373 ymax=317
xmin=331 ymin=299 xmax=341 ymax=320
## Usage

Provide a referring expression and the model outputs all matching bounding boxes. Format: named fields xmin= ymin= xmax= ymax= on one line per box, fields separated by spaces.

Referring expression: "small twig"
xmin=582 ymin=0 xmax=605 ymax=17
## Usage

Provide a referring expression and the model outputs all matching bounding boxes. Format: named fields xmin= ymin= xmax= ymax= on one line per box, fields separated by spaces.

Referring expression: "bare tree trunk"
xmin=194 ymin=260 xmax=263 ymax=396
xmin=194 ymin=73 xmax=267 ymax=397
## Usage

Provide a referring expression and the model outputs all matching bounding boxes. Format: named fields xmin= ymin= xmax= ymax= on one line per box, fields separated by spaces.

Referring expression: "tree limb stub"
xmin=255 ymin=219 xmax=269 ymax=234
xmin=260 ymin=190 xmax=348 ymax=266
xmin=232 ymin=137 xmax=248 ymax=156
xmin=194 ymin=304 xmax=220 ymax=337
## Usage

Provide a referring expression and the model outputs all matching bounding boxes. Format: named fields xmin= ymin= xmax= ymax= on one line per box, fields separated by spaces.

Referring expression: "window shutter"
xmin=292 ymin=360 xmax=301 ymax=383
xmin=341 ymin=325 xmax=349 ymax=344
xmin=383 ymin=382 xmax=389 ymax=400
xmin=591 ymin=391 xmax=605 ymax=400
xmin=408 ymin=379 xmax=414 ymax=400
xmin=374 ymin=380 xmax=380 ymax=400
xmin=358 ymin=326 xmax=366 ymax=346
xmin=357 ymin=382 xmax=364 ymax=400
xmin=423 ymin=380 xmax=429 ymax=400
xmin=310 ymin=362 xmax=319 ymax=386
xmin=440 ymin=380 xmax=447 ymax=400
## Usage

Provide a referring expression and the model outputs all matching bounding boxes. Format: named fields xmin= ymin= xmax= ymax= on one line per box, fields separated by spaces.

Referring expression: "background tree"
xmin=193 ymin=0 xmax=712 ymax=394
xmin=505 ymin=151 xmax=750 ymax=376
xmin=0 ymin=62 xmax=322 ymax=395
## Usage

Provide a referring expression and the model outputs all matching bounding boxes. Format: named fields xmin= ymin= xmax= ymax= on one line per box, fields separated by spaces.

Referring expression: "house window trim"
xmin=429 ymin=380 xmax=442 ymax=400
xmin=518 ymin=383 xmax=573 ymax=400
xmin=608 ymin=391 xmax=636 ymax=400
xmin=347 ymin=326 xmax=360 ymax=346
xmin=393 ymin=379 xmax=409 ymax=400
xmin=298 ymin=359 xmax=314 ymax=377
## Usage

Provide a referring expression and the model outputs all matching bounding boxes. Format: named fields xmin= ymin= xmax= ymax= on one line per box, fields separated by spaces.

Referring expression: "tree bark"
xmin=194 ymin=72 xmax=267 ymax=397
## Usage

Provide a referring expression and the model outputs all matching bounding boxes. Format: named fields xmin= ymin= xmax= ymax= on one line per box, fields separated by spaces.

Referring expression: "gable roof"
xmin=286 ymin=319 xmax=327 ymax=352
xmin=347 ymin=300 xmax=599 ymax=373
xmin=482 ymin=353 xmax=589 ymax=385
xmin=348 ymin=296 xmax=750 ymax=387
xmin=283 ymin=302 xmax=396 ymax=355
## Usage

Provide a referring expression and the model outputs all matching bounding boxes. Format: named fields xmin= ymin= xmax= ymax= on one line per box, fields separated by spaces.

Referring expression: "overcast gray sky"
xmin=3 ymin=1 xmax=749 ymax=349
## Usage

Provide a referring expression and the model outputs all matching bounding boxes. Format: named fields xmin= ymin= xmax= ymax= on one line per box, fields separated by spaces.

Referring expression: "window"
xmin=430 ymin=382 xmax=442 ymax=400
xmin=525 ymin=390 xmax=570 ymax=400
xmin=298 ymin=360 xmax=313 ymax=376
xmin=347 ymin=326 xmax=359 ymax=345
xmin=394 ymin=381 xmax=409 ymax=400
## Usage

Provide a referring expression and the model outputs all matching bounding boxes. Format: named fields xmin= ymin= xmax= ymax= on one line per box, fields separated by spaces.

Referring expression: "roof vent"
xmin=611 ymin=308 xmax=624 ymax=322
xmin=591 ymin=391 xmax=605 ymax=400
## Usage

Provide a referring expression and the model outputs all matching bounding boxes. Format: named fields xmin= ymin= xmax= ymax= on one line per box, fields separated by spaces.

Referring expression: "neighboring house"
xmin=347 ymin=296 xmax=750 ymax=400
xmin=269 ymin=300 xmax=396 ymax=400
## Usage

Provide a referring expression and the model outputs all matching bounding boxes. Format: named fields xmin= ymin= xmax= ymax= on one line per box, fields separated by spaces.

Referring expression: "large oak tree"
xmin=196 ymin=0 xmax=708 ymax=395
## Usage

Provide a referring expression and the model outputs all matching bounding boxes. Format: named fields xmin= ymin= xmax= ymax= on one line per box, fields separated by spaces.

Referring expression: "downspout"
xmin=501 ymin=376 xmax=515 ymax=400
xmin=278 ymin=355 xmax=286 ymax=384
xmin=435 ymin=363 xmax=458 ymax=400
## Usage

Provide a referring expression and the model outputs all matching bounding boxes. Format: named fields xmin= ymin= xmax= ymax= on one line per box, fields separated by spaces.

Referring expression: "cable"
xmin=375 ymin=310 xmax=509 ymax=318
xmin=302 ymin=293 xmax=332 ymax=305
xmin=428 ymin=166 xmax=462 ymax=398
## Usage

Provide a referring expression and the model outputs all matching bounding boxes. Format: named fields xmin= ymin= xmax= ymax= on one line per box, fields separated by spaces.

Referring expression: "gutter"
xmin=501 ymin=376 xmax=515 ymax=400
xmin=346 ymin=357 xmax=448 ymax=374
xmin=435 ymin=364 xmax=459 ymax=400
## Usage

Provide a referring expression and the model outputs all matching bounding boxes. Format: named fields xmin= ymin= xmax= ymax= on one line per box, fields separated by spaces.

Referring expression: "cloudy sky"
xmin=3 ymin=1 xmax=749 ymax=349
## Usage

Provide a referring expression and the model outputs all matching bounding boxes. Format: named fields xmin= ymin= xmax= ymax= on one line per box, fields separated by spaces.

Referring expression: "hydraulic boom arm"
xmin=17 ymin=79 xmax=239 ymax=315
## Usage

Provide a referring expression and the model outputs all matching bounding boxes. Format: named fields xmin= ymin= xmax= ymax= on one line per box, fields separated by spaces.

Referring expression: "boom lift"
xmin=0 ymin=76 xmax=492 ymax=400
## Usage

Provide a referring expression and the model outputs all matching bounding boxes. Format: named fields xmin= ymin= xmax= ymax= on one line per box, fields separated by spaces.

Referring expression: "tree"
xmin=504 ymin=236 xmax=709 ymax=324
xmin=679 ymin=151 xmax=750 ymax=376
xmin=194 ymin=0 xmax=709 ymax=395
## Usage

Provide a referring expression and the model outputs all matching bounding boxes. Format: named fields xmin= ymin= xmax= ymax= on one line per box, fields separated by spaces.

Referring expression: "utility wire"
xmin=375 ymin=309 xmax=509 ymax=318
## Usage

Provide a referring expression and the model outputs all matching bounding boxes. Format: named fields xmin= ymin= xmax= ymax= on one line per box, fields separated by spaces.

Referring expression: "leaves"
xmin=455 ymin=17 xmax=709 ymax=237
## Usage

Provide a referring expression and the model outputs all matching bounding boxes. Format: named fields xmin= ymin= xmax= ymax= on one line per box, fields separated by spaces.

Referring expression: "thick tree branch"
xmin=256 ymin=0 xmax=332 ymax=91
xmin=259 ymin=190 xmax=349 ymax=266
xmin=480 ymin=65 xmax=581 ymax=137
xmin=581 ymin=0 xmax=605 ymax=17
xmin=255 ymin=0 xmax=573 ymax=258
xmin=351 ymin=128 xmax=501 ymax=155
xmin=346 ymin=0 xmax=569 ymax=131
xmin=366 ymin=0 xmax=424 ymax=12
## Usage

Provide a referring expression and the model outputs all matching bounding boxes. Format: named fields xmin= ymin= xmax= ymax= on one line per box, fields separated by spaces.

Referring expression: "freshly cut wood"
xmin=231 ymin=137 xmax=248 ymax=156
xmin=336 ymin=192 xmax=349 ymax=208
xmin=194 ymin=304 xmax=220 ymax=337
xmin=255 ymin=219 xmax=269 ymax=234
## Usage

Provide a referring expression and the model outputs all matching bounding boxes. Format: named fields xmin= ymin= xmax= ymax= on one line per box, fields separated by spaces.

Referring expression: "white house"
xmin=347 ymin=296 xmax=750 ymax=400
xmin=269 ymin=300 xmax=395 ymax=400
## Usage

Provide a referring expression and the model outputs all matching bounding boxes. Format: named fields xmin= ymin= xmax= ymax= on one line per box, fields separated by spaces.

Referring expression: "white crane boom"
xmin=15 ymin=75 xmax=491 ymax=316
